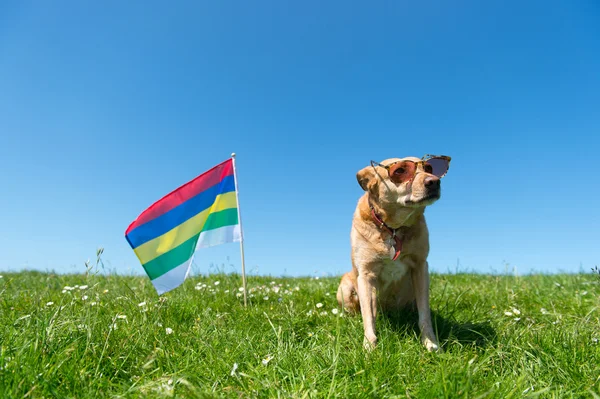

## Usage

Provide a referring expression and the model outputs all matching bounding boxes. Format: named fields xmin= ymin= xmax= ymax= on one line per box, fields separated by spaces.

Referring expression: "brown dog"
xmin=336 ymin=155 xmax=451 ymax=351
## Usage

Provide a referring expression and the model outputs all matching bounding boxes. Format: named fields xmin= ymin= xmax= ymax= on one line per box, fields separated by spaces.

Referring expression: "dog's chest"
xmin=379 ymin=259 xmax=409 ymax=285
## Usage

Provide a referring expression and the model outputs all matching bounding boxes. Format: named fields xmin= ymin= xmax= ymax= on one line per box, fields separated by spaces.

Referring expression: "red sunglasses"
xmin=370 ymin=155 xmax=451 ymax=184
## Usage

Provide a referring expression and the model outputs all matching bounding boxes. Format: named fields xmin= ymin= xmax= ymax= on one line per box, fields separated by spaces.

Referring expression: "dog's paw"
xmin=423 ymin=337 xmax=440 ymax=353
xmin=363 ymin=335 xmax=377 ymax=351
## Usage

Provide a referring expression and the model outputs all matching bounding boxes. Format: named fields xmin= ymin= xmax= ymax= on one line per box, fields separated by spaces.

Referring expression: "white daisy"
xmin=261 ymin=355 xmax=273 ymax=366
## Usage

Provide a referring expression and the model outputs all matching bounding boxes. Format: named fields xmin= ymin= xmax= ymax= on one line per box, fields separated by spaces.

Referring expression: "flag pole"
xmin=231 ymin=153 xmax=248 ymax=307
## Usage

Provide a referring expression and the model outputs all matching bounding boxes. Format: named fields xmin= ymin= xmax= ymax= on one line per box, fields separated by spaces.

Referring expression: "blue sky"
xmin=1 ymin=1 xmax=599 ymax=278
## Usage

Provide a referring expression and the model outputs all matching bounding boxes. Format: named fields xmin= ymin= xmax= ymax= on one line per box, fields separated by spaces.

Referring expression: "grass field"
xmin=1 ymin=270 xmax=599 ymax=398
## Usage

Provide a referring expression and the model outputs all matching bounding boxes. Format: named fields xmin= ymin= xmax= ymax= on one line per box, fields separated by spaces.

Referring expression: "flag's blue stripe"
xmin=126 ymin=175 xmax=236 ymax=248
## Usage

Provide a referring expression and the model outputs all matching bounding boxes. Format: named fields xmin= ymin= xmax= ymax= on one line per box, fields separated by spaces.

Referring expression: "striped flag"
xmin=125 ymin=158 xmax=242 ymax=294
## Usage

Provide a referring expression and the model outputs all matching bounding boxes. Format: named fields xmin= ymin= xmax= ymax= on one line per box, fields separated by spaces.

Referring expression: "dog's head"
xmin=357 ymin=156 xmax=450 ymax=209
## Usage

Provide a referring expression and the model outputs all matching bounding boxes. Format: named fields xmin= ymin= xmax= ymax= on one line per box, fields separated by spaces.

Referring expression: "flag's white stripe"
xmin=151 ymin=259 xmax=192 ymax=295
xmin=196 ymin=224 xmax=241 ymax=249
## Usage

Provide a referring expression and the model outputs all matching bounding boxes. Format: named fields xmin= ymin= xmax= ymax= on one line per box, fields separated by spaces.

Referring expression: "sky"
xmin=1 ymin=0 xmax=599 ymax=278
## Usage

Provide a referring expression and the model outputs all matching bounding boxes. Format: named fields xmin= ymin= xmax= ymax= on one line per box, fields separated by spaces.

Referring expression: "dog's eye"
xmin=393 ymin=168 xmax=405 ymax=175
xmin=424 ymin=164 xmax=433 ymax=173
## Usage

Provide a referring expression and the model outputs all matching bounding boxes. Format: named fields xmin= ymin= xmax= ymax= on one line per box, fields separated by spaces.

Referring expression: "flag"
xmin=125 ymin=158 xmax=241 ymax=294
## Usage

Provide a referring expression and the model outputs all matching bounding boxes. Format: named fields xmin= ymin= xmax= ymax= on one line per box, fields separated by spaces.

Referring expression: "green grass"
xmin=0 ymin=271 xmax=599 ymax=398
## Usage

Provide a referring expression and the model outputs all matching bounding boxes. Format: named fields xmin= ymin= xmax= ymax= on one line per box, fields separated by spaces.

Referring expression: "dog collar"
xmin=369 ymin=202 xmax=403 ymax=261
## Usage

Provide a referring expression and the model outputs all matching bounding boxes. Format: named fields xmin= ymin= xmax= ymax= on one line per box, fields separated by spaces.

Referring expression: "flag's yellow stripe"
xmin=133 ymin=191 xmax=238 ymax=264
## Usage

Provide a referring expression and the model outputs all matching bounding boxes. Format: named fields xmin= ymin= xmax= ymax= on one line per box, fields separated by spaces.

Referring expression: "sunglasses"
xmin=370 ymin=155 xmax=451 ymax=184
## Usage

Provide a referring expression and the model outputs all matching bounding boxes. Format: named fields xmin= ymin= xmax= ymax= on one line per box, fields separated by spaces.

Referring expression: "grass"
xmin=0 ymin=270 xmax=599 ymax=398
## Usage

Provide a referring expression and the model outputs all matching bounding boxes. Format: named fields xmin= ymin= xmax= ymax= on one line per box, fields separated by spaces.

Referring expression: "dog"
xmin=336 ymin=155 xmax=451 ymax=351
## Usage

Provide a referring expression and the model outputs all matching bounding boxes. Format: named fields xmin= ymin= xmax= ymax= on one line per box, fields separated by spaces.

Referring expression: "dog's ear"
xmin=356 ymin=166 xmax=377 ymax=192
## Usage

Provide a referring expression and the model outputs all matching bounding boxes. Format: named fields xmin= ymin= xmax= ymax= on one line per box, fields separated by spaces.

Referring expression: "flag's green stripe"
xmin=200 ymin=208 xmax=239 ymax=233
xmin=144 ymin=233 xmax=199 ymax=280
xmin=143 ymin=208 xmax=239 ymax=280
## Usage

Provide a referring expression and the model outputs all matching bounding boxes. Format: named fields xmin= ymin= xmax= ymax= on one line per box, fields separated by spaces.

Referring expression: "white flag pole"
xmin=231 ymin=153 xmax=248 ymax=307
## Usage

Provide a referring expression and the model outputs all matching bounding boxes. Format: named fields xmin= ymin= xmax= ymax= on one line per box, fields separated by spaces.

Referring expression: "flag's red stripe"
xmin=125 ymin=159 xmax=234 ymax=235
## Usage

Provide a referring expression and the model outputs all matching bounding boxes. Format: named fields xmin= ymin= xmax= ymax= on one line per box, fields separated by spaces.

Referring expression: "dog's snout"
xmin=424 ymin=176 xmax=440 ymax=189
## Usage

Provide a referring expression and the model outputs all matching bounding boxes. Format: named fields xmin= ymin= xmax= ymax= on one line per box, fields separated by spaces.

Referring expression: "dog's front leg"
xmin=356 ymin=270 xmax=379 ymax=350
xmin=411 ymin=261 xmax=440 ymax=352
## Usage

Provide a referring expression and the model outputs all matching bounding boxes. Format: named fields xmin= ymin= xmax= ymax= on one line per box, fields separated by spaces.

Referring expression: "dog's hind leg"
xmin=336 ymin=272 xmax=360 ymax=314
